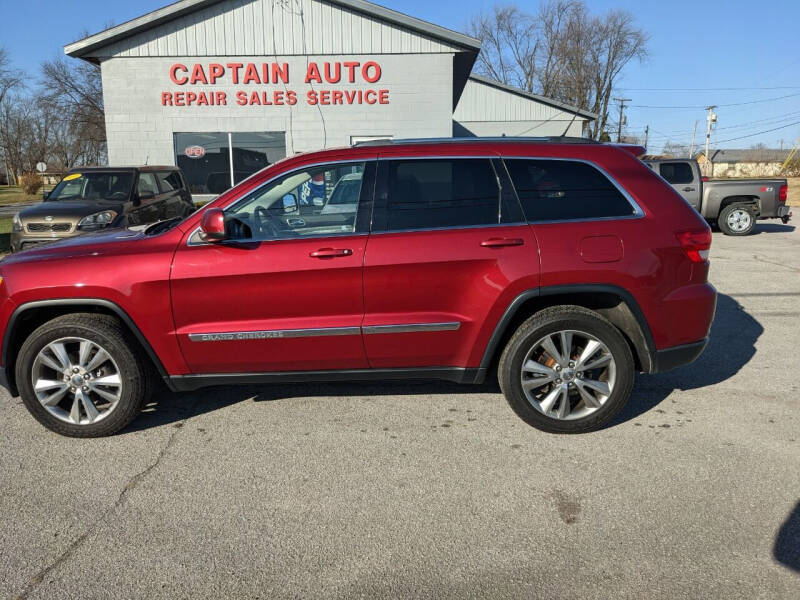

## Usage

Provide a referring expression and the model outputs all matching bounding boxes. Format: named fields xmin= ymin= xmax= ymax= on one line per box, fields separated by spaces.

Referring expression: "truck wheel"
xmin=15 ymin=313 xmax=152 ymax=438
xmin=718 ymin=203 xmax=756 ymax=236
xmin=498 ymin=306 xmax=634 ymax=434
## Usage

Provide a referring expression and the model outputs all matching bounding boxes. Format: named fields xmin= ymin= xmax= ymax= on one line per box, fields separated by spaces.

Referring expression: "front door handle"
xmin=480 ymin=237 xmax=525 ymax=248
xmin=683 ymin=187 xmax=696 ymax=192
xmin=309 ymin=248 xmax=353 ymax=258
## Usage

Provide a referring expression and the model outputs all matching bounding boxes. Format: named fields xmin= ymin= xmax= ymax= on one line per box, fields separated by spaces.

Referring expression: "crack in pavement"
xmin=13 ymin=405 xmax=195 ymax=600
xmin=752 ymin=254 xmax=800 ymax=273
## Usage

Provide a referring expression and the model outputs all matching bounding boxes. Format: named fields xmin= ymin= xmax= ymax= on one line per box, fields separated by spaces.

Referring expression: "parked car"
xmin=10 ymin=166 xmax=194 ymax=252
xmin=0 ymin=137 xmax=716 ymax=437
xmin=643 ymin=158 xmax=791 ymax=235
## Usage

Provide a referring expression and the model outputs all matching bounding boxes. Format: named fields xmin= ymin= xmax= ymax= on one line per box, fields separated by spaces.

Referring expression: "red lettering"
xmin=208 ymin=63 xmax=225 ymax=84
xmin=305 ymin=63 xmax=322 ymax=83
xmin=378 ymin=89 xmax=389 ymax=104
xmin=364 ymin=90 xmax=377 ymax=105
xmin=189 ymin=64 xmax=207 ymax=85
xmin=286 ymin=90 xmax=297 ymax=105
xmin=186 ymin=91 xmax=197 ymax=105
xmin=170 ymin=64 xmax=189 ymax=85
xmin=197 ymin=92 xmax=209 ymax=106
xmin=343 ymin=61 xmax=359 ymax=83
xmin=274 ymin=91 xmax=285 ymax=105
xmin=319 ymin=90 xmax=331 ymax=105
xmin=324 ymin=62 xmax=341 ymax=83
xmin=236 ymin=91 xmax=248 ymax=106
xmin=243 ymin=63 xmax=261 ymax=84
xmin=226 ymin=62 xmax=244 ymax=84
xmin=345 ymin=90 xmax=357 ymax=104
xmin=331 ymin=90 xmax=343 ymax=104
xmin=216 ymin=91 xmax=227 ymax=105
xmin=161 ymin=92 xmax=173 ymax=106
xmin=363 ymin=61 xmax=381 ymax=83
xmin=272 ymin=63 xmax=289 ymax=84
xmin=249 ymin=91 xmax=262 ymax=105
xmin=174 ymin=92 xmax=185 ymax=106
xmin=307 ymin=90 xmax=318 ymax=105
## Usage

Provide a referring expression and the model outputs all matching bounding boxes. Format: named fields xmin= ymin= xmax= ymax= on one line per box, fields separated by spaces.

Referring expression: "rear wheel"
xmin=718 ymin=203 xmax=756 ymax=236
xmin=15 ymin=313 xmax=151 ymax=437
xmin=498 ymin=306 xmax=634 ymax=433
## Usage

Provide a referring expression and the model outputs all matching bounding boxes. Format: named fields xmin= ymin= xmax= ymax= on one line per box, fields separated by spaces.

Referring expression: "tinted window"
xmin=384 ymin=159 xmax=500 ymax=230
xmin=504 ymin=159 xmax=635 ymax=222
xmin=48 ymin=172 xmax=133 ymax=202
xmin=223 ymin=162 xmax=367 ymax=241
xmin=157 ymin=171 xmax=183 ymax=192
xmin=137 ymin=173 xmax=159 ymax=198
xmin=659 ymin=162 xmax=694 ymax=185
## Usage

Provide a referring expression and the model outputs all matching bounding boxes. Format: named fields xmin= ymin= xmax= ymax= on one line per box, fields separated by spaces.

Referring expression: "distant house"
xmin=696 ymin=148 xmax=791 ymax=177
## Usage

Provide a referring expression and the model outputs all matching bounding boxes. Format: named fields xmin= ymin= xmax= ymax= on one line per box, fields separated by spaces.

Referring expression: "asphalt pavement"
xmin=1 ymin=221 xmax=798 ymax=599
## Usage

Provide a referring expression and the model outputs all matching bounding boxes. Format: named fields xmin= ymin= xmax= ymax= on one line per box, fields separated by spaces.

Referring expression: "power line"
xmin=620 ymin=86 xmax=800 ymax=91
xmin=713 ymin=120 xmax=800 ymax=145
xmin=629 ymin=91 xmax=800 ymax=109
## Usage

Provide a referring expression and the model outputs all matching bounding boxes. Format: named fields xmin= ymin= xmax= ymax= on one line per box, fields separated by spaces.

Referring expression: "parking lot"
xmin=0 ymin=222 xmax=798 ymax=599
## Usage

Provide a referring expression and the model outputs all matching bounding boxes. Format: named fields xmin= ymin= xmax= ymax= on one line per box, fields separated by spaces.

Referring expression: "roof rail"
xmin=352 ymin=136 xmax=599 ymax=147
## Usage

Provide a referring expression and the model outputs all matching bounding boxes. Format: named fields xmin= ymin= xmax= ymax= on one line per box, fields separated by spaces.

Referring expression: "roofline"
xmin=468 ymin=74 xmax=598 ymax=120
xmin=64 ymin=0 xmax=481 ymax=60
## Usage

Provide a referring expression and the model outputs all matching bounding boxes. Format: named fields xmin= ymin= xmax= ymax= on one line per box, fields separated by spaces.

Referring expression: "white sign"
xmin=36 ymin=162 xmax=47 ymax=173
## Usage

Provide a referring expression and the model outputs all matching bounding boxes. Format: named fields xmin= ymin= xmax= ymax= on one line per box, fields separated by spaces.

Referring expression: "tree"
xmin=0 ymin=47 xmax=22 ymax=106
xmin=468 ymin=1 xmax=648 ymax=139
xmin=661 ymin=141 xmax=690 ymax=157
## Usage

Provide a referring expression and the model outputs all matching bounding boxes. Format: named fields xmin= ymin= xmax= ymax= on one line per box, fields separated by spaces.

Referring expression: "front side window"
xmin=381 ymin=159 xmax=500 ymax=231
xmin=659 ymin=162 xmax=694 ymax=185
xmin=504 ymin=159 xmax=636 ymax=222
xmin=223 ymin=162 xmax=367 ymax=241
xmin=47 ymin=172 xmax=134 ymax=202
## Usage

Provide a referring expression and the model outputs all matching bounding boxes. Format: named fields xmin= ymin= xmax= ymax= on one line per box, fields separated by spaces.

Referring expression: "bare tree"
xmin=0 ymin=47 xmax=22 ymax=106
xmin=467 ymin=1 xmax=648 ymax=139
xmin=661 ymin=141 xmax=691 ymax=157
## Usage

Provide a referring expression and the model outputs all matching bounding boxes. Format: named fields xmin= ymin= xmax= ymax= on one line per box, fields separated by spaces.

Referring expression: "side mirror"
xmin=200 ymin=207 xmax=226 ymax=241
xmin=282 ymin=193 xmax=298 ymax=214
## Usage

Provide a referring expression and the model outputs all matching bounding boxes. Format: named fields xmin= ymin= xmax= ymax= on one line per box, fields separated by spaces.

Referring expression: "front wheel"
xmin=498 ymin=306 xmax=634 ymax=433
xmin=15 ymin=313 xmax=152 ymax=437
xmin=718 ymin=203 xmax=756 ymax=236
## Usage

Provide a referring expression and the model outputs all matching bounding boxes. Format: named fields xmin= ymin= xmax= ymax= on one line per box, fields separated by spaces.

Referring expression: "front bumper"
xmin=10 ymin=232 xmax=74 ymax=252
xmin=652 ymin=338 xmax=708 ymax=373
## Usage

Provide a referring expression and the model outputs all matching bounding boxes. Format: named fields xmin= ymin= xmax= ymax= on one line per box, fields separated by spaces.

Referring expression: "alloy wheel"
xmin=520 ymin=329 xmax=617 ymax=420
xmin=31 ymin=337 xmax=123 ymax=425
xmin=726 ymin=208 xmax=752 ymax=233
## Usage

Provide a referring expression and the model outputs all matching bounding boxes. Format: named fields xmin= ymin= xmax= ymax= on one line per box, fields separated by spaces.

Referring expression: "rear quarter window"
xmin=504 ymin=159 xmax=636 ymax=222
xmin=157 ymin=171 xmax=184 ymax=192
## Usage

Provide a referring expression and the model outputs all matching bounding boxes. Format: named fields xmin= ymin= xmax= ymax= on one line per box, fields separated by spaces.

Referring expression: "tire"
xmin=15 ymin=313 xmax=152 ymax=437
xmin=718 ymin=203 xmax=756 ymax=236
xmin=498 ymin=305 xmax=635 ymax=434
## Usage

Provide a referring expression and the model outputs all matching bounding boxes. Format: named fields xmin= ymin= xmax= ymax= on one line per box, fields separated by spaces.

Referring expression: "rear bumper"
xmin=652 ymin=338 xmax=708 ymax=373
xmin=776 ymin=205 xmax=792 ymax=220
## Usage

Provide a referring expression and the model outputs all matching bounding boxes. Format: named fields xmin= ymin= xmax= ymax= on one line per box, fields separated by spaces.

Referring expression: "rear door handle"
xmin=480 ymin=237 xmax=525 ymax=248
xmin=309 ymin=248 xmax=353 ymax=258
xmin=683 ymin=187 xmax=696 ymax=192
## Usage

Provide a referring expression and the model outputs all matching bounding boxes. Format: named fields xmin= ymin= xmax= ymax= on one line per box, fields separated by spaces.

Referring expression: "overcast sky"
xmin=3 ymin=0 xmax=799 ymax=151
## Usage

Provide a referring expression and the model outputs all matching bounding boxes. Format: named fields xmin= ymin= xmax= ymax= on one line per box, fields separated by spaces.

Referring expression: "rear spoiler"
xmin=613 ymin=144 xmax=647 ymax=158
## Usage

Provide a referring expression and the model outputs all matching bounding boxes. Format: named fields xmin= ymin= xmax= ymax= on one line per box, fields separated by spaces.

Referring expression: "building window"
xmin=174 ymin=132 xmax=286 ymax=195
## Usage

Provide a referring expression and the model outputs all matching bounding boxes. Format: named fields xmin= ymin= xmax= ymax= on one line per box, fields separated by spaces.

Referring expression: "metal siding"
xmin=96 ymin=0 xmax=463 ymax=57
xmin=453 ymin=78 xmax=577 ymax=122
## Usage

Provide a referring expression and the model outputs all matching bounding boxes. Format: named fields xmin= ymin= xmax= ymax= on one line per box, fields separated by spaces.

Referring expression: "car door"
xmin=156 ymin=170 xmax=191 ymax=218
xmin=659 ymin=161 xmax=701 ymax=209
xmin=362 ymin=156 xmax=539 ymax=369
xmin=128 ymin=172 xmax=163 ymax=225
xmin=170 ymin=160 xmax=375 ymax=374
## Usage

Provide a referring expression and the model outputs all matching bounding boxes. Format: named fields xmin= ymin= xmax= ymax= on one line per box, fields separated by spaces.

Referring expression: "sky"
xmin=2 ymin=0 xmax=799 ymax=152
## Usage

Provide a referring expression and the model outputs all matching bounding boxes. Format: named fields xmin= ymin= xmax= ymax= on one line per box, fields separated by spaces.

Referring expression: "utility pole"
xmin=613 ymin=97 xmax=631 ymax=143
xmin=689 ymin=120 xmax=699 ymax=157
xmin=704 ymin=105 xmax=717 ymax=159
xmin=643 ymin=125 xmax=649 ymax=151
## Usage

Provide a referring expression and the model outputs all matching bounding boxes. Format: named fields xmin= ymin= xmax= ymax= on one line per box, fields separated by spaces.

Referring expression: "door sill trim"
xmin=168 ymin=367 xmax=486 ymax=392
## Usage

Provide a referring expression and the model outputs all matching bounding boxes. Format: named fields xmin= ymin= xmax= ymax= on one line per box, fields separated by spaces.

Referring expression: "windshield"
xmin=48 ymin=172 xmax=134 ymax=202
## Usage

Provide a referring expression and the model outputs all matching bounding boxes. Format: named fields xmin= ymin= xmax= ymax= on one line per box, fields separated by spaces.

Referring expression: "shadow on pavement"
xmin=774 ymin=501 xmax=800 ymax=572
xmin=122 ymin=293 xmax=761 ymax=434
xmin=752 ymin=223 xmax=795 ymax=235
xmin=612 ymin=293 xmax=762 ymax=426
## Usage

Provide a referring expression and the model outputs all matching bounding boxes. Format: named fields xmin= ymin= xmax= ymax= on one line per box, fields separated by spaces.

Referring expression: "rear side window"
xmin=504 ymin=159 xmax=636 ymax=222
xmin=382 ymin=159 xmax=500 ymax=230
xmin=157 ymin=171 xmax=183 ymax=192
xmin=659 ymin=162 xmax=694 ymax=185
xmin=137 ymin=173 xmax=159 ymax=198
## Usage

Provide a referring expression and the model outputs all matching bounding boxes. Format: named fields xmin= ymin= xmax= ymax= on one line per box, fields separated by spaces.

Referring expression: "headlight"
xmin=77 ymin=210 xmax=117 ymax=230
xmin=12 ymin=214 xmax=22 ymax=232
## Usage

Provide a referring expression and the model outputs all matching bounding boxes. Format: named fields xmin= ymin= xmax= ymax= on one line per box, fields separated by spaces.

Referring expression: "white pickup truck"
xmin=644 ymin=158 xmax=791 ymax=235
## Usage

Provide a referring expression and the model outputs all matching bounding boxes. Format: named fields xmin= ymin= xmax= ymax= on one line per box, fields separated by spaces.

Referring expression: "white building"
xmin=65 ymin=0 xmax=595 ymax=200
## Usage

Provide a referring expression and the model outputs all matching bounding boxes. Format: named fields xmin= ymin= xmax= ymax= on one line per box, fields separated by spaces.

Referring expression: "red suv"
xmin=0 ymin=138 xmax=716 ymax=437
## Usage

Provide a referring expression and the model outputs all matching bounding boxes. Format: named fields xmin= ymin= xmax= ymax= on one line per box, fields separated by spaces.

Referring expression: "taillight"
xmin=779 ymin=184 xmax=788 ymax=202
xmin=701 ymin=176 xmax=709 ymax=182
xmin=675 ymin=229 xmax=712 ymax=263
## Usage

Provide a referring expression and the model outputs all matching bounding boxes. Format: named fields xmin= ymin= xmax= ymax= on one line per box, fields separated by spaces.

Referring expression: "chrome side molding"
xmin=188 ymin=322 xmax=461 ymax=342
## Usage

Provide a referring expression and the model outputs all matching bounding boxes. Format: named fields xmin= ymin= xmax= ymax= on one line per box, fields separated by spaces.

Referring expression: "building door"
xmin=170 ymin=160 xmax=375 ymax=374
